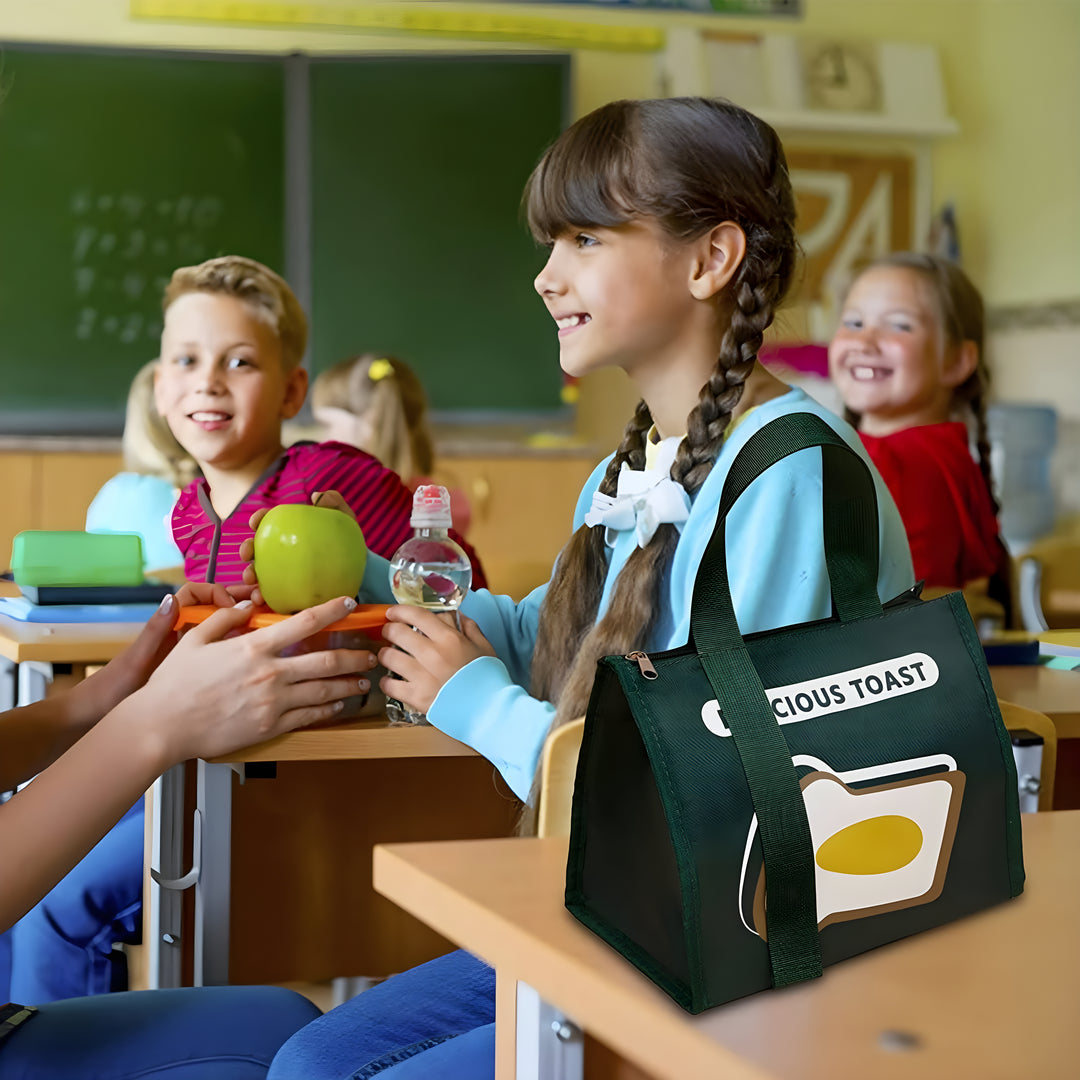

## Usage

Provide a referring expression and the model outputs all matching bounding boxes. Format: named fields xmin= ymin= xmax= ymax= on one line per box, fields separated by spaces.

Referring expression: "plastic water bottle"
xmin=385 ymin=485 xmax=473 ymax=724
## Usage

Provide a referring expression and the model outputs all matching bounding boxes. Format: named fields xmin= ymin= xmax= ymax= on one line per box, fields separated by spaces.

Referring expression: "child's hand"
xmin=239 ymin=491 xmax=356 ymax=601
xmin=174 ymin=581 xmax=257 ymax=609
xmin=310 ymin=489 xmax=357 ymax=519
xmin=65 ymin=592 xmax=183 ymax=731
xmin=136 ymin=596 xmax=379 ymax=763
xmin=67 ymin=584 xmax=257 ymax=728
xmin=378 ymin=607 xmax=497 ymax=714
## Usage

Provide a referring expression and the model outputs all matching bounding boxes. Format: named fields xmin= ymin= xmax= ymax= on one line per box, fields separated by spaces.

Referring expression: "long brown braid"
xmin=523 ymin=100 xmax=798 ymax=821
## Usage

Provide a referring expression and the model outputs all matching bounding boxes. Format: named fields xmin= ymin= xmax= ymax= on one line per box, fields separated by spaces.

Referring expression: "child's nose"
xmin=851 ymin=325 xmax=878 ymax=349
xmin=534 ymin=249 xmax=564 ymax=297
xmin=195 ymin=366 xmax=226 ymax=393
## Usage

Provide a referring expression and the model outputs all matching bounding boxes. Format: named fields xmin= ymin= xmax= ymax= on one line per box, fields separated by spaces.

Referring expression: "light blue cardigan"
xmin=361 ymin=389 xmax=915 ymax=801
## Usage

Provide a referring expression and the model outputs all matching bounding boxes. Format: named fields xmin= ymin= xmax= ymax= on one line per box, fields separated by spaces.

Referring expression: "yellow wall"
xmin=974 ymin=0 xmax=1079 ymax=306
xmin=1 ymin=0 xmax=1076 ymax=445
xmin=1 ymin=0 xmax=1073 ymax=308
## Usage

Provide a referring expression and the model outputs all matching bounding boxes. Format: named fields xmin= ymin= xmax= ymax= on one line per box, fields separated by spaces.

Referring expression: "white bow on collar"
xmin=583 ymin=439 xmax=690 ymax=549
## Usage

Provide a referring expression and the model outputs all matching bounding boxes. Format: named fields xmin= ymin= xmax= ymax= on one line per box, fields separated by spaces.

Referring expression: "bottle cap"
xmin=410 ymin=484 xmax=453 ymax=529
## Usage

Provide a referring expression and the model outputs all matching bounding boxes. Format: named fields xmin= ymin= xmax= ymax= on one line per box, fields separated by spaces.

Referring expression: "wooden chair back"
xmin=536 ymin=718 xmax=585 ymax=840
xmin=1015 ymin=537 xmax=1080 ymax=632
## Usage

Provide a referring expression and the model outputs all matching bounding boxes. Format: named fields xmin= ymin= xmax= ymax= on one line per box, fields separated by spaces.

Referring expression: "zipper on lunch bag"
xmin=626 ymin=651 xmax=658 ymax=680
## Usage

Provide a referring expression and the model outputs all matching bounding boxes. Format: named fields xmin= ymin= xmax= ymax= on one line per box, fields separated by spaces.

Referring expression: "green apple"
xmin=253 ymin=504 xmax=367 ymax=614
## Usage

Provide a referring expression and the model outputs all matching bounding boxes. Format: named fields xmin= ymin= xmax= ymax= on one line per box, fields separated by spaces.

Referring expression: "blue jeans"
xmin=0 ymin=924 xmax=11 ymax=1001
xmin=268 ymin=950 xmax=496 ymax=1079
xmin=0 ymin=986 xmax=321 ymax=1079
xmin=9 ymin=799 xmax=143 ymax=1002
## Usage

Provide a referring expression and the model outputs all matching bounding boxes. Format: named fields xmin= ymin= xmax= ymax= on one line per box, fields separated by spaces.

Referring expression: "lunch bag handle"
xmin=690 ymin=413 xmax=883 ymax=988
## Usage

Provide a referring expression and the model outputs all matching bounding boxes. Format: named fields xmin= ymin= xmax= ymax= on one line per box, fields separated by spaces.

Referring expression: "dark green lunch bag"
xmin=565 ymin=412 xmax=1025 ymax=1013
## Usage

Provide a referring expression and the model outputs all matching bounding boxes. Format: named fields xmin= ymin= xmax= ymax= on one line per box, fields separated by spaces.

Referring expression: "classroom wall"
xmin=569 ymin=0 xmax=1080 ymax=477
xmin=2 ymin=1 xmax=1077 ymax=509
xmin=2 ymin=0 xmax=1073 ymax=308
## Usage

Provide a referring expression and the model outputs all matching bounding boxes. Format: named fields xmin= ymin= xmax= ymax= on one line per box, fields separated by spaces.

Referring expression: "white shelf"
xmin=754 ymin=108 xmax=959 ymax=138
xmin=662 ymin=29 xmax=961 ymax=142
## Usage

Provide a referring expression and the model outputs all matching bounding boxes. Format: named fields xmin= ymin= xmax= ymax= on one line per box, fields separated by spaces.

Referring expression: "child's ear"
xmin=942 ymin=339 xmax=979 ymax=388
xmin=688 ymin=222 xmax=747 ymax=301
xmin=281 ymin=366 xmax=309 ymax=419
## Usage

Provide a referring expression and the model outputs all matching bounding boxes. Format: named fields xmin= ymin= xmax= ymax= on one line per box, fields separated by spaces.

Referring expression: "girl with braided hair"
xmin=267 ymin=97 xmax=913 ymax=1080
xmin=829 ymin=253 xmax=1012 ymax=621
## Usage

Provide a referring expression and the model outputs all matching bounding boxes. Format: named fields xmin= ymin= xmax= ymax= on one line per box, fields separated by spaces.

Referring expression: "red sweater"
xmin=858 ymin=422 xmax=1003 ymax=590
xmin=172 ymin=440 xmax=486 ymax=589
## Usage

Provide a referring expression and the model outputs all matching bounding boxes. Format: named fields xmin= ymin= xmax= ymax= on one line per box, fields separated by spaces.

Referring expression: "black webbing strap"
xmin=692 ymin=413 xmax=881 ymax=987
xmin=692 ymin=413 xmax=881 ymax=650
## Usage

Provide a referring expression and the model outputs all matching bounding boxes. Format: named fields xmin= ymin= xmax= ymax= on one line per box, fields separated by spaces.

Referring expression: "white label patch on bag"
xmin=701 ymin=653 xmax=939 ymax=737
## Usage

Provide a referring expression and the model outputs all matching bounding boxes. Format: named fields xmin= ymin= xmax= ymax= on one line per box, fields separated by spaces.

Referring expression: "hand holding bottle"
xmin=385 ymin=485 xmax=474 ymax=723
xmin=378 ymin=606 xmax=496 ymax=717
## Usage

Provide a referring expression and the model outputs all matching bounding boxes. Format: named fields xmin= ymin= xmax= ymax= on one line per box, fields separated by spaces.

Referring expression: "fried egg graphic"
xmin=740 ymin=753 xmax=965 ymax=936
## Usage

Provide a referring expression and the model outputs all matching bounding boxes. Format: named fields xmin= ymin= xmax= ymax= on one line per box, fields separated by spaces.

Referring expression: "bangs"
xmin=525 ymin=103 xmax=645 ymax=240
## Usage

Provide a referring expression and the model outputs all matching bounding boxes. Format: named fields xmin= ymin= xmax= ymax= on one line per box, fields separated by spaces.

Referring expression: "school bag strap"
xmin=690 ymin=412 xmax=882 ymax=988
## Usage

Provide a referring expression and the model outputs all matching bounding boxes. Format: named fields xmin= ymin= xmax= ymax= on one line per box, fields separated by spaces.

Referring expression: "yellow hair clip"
xmin=368 ymin=358 xmax=394 ymax=382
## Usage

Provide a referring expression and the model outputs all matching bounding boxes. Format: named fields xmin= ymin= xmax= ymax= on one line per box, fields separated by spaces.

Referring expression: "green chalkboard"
xmin=308 ymin=55 xmax=568 ymax=415
xmin=0 ymin=48 xmax=569 ymax=431
xmin=0 ymin=46 xmax=284 ymax=430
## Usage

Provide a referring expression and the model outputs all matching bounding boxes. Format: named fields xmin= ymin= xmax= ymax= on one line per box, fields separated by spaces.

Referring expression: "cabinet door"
xmin=440 ymin=455 xmax=597 ymax=600
xmin=1 ymin=453 xmax=38 ymax=569
xmin=38 ymin=452 xmax=124 ymax=532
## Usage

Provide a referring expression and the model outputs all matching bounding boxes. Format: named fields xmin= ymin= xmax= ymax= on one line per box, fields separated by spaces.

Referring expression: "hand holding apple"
xmin=252 ymin=502 xmax=368 ymax=614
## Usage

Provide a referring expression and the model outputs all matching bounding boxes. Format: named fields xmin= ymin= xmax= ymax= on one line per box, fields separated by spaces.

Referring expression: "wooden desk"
xmin=0 ymin=612 xmax=142 ymax=708
xmin=206 ymin=717 xmax=485 ymax=764
xmin=146 ymin=720 xmax=520 ymax=989
xmin=0 ymin=612 xmax=142 ymax=665
xmin=990 ymin=664 xmax=1080 ymax=740
xmin=2 ymin=614 xmax=1071 ymax=727
xmin=375 ymin=812 xmax=1079 ymax=1080
xmin=0 ymin=610 xmax=515 ymax=988
xmin=3 ymin=606 xmax=1071 ymax=987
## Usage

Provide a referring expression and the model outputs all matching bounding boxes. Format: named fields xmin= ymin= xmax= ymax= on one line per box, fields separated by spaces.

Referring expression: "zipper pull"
xmin=625 ymin=651 xmax=658 ymax=680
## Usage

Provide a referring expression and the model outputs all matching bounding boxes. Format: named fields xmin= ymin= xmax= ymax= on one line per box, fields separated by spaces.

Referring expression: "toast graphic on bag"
xmin=739 ymin=753 xmax=965 ymax=937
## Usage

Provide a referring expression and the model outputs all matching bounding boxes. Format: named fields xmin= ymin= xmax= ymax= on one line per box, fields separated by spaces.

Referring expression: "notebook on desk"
xmin=17 ymin=581 xmax=174 ymax=606
xmin=0 ymin=596 xmax=160 ymax=623
xmin=0 ymin=570 xmax=173 ymax=608
xmin=1038 ymin=630 xmax=1080 ymax=659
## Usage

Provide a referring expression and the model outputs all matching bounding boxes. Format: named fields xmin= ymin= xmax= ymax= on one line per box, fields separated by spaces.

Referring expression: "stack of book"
xmin=1 ymin=531 xmax=172 ymax=623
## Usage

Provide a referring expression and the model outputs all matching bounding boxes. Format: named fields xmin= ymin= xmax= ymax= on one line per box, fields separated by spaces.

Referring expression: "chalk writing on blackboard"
xmin=69 ymin=187 xmax=225 ymax=344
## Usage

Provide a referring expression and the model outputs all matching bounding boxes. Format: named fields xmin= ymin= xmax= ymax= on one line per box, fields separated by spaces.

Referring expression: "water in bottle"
xmin=386 ymin=485 xmax=472 ymax=724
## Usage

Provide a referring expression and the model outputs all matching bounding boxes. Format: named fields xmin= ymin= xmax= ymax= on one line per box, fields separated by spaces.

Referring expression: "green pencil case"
xmin=11 ymin=531 xmax=145 ymax=587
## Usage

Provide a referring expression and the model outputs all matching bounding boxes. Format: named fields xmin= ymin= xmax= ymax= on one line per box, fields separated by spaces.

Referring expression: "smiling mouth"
xmin=188 ymin=410 xmax=232 ymax=426
xmin=555 ymin=313 xmax=590 ymax=334
xmin=850 ymin=365 xmax=892 ymax=382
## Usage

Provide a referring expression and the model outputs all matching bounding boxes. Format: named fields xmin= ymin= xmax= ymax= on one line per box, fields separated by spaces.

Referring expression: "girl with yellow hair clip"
xmin=312 ymin=353 xmax=472 ymax=536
